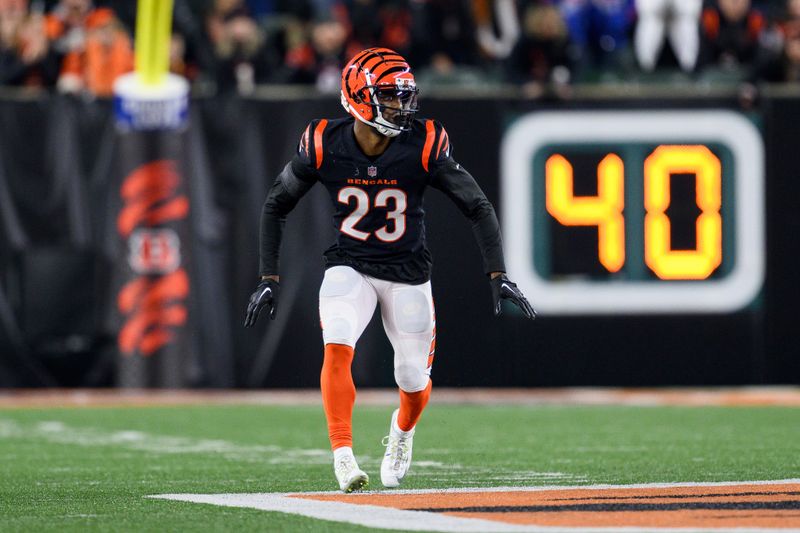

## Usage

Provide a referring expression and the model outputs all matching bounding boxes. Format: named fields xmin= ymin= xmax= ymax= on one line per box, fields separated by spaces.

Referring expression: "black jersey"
xmin=260 ymin=117 xmax=506 ymax=284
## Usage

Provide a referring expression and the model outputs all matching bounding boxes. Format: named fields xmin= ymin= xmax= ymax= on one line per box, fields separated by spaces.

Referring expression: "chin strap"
xmin=374 ymin=119 xmax=402 ymax=138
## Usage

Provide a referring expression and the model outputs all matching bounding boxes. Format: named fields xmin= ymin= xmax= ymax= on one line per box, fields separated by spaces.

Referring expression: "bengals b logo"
xmin=116 ymin=160 xmax=190 ymax=357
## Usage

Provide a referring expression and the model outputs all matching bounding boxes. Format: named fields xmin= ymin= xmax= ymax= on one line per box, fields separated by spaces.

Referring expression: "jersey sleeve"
xmin=427 ymin=122 xmax=506 ymax=275
xmin=422 ymin=120 xmax=453 ymax=174
xmin=258 ymin=123 xmax=321 ymax=276
xmin=296 ymin=119 xmax=329 ymax=175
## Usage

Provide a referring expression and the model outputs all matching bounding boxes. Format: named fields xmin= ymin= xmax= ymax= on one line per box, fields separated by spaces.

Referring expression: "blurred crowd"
xmin=1 ymin=0 xmax=799 ymax=98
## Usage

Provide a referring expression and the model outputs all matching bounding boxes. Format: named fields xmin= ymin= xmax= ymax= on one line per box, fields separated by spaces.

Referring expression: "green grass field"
xmin=1 ymin=402 xmax=799 ymax=531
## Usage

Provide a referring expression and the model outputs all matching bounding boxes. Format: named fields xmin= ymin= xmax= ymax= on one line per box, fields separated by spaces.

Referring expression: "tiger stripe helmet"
xmin=340 ymin=48 xmax=419 ymax=138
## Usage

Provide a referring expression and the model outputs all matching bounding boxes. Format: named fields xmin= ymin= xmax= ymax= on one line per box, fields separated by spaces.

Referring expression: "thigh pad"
xmin=393 ymin=287 xmax=432 ymax=334
xmin=319 ymin=266 xmax=362 ymax=298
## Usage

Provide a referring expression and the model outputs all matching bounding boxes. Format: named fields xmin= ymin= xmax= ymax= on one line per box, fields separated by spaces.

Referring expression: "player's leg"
xmin=634 ymin=0 xmax=668 ymax=71
xmin=375 ymin=279 xmax=435 ymax=487
xmin=668 ymin=0 xmax=702 ymax=72
xmin=318 ymin=265 xmax=377 ymax=492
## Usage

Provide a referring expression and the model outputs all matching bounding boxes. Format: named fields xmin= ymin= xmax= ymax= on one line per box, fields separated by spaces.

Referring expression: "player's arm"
xmin=259 ymin=158 xmax=316 ymax=278
xmin=428 ymin=124 xmax=536 ymax=319
xmin=245 ymin=124 xmax=321 ymax=327
xmin=245 ymin=158 xmax=316 ymax=327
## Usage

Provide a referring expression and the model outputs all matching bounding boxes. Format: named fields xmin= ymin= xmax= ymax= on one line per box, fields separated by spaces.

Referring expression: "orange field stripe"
xmin=449 ymin=509 xmax=800 ymax=528
xmin=297 ymin=484 xmax=800 ymax=506
xmin=152 ymin=481 xmax=800 ymax=531
xmin=3 ymin=387 xmax=800 ymax=408
xmin=294 ymin=483 xmax=800 ymax=529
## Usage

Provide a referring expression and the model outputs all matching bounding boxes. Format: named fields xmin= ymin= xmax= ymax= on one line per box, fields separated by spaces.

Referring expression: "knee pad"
xmin=394 ymin=362 xmax=429 ymax=392
xmin=320 ymin=266 xmax=361 ymax=298
xmin=325 ymin=318 xmax=354 ymax=345
xmin=393 ymin=288 xmax=431 ymax=334
xmin=320 ymin=301 xmax=358 ymax=346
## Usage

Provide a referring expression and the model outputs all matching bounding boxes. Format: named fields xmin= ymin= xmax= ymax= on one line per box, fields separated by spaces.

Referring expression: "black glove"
xmin=490 ymin=274 xmax=536 ymax=319
xmin=244 ymin=278 xmax=280 ymax=327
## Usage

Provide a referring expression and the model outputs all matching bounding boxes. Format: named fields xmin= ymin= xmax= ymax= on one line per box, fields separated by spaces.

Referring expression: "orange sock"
xmin=397 ymin=379 xmax=432 ymax=432
xmin=320 ymin=343 xmax=356 ymax=450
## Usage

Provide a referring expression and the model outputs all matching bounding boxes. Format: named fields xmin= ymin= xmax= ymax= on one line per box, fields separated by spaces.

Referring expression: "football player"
xmin=245 ymin=48 xmax=535 ymax=493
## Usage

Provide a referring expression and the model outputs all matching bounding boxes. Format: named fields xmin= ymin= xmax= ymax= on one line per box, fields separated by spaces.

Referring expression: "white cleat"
xmin=334 ymin=453 xmax=369 ymax=493
xmin=381 ymin=409 xmax=414 ymax=488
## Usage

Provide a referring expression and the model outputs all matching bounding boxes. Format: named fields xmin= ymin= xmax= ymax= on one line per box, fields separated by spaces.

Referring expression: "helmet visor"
xmin=373 ymin=86 xmax=419 ymax=130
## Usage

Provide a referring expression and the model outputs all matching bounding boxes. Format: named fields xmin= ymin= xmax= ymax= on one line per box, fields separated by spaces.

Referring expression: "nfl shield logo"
xmin=367 ymin=166 xmax=377 ymax=177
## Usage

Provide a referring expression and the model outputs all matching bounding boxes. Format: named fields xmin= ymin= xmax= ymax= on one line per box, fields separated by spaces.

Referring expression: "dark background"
xmin=0 ymin=91 xmax=797 ymax=388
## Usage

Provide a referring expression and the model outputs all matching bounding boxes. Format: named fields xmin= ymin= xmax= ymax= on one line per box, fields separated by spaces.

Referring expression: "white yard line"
xmin=149 ymin=480 xmax=800 ymax=533
xmin=150 ymin=492 xmax=543 ymax=532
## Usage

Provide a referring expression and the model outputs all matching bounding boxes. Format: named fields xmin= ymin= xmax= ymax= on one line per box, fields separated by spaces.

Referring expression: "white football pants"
xmin=318 ymin=266 xmax=435 ymax=393
xmin=634 ymin=0 xmax=702 ymax=72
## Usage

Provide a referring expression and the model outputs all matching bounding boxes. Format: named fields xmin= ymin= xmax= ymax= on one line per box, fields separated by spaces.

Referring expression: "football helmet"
xmin=341 ymin=48 xmax=419 ymax=138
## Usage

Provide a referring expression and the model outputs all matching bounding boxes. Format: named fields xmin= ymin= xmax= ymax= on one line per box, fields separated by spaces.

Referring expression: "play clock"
xmin=501 ymin=111 xmax=764 ymax=314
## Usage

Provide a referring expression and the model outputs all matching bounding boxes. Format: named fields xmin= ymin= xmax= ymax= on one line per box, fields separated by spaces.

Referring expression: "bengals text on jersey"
xmin=259 ymin=116 xmax=506 ymax=284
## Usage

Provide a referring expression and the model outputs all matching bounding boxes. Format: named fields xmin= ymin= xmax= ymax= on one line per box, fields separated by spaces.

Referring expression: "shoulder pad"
xmin=421 ymin=119 xmax=452 ymax=172
xmin=297 ymin=119 xmax=329 ymax=169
